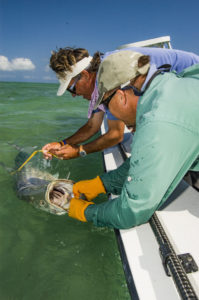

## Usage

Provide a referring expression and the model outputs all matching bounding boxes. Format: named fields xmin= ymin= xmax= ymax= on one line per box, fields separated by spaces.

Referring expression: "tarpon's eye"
xmin=40 ymin=200 xmax=45 ymax=206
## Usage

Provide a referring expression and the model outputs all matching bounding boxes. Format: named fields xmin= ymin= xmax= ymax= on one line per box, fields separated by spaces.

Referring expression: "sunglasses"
xmin=122 ymin=85 xmax=143 ymax=96
xmin=67 ymin=74 xmax=81 ymax=95
xmin=102 ymin=85 xmax=143 ymax=108
xmin=102 ymin=90 xmax=117 ymax=108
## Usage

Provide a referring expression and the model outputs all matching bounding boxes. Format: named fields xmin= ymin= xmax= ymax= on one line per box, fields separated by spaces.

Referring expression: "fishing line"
xmin=11 ymin=150 xmax=58 ymax=175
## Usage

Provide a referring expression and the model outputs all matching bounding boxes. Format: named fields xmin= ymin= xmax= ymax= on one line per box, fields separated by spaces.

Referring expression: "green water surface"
xmin=0 ymin=82 xmax=130 ymax=300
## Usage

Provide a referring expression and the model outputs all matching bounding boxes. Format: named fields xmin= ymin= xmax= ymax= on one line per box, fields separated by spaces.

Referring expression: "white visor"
xmin=57 ymin=56 xmax=93 ymax=96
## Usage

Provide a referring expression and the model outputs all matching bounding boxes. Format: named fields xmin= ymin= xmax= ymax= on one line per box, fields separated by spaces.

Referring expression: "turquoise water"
xmin=0 ymin=82 xmax=130 ymax=300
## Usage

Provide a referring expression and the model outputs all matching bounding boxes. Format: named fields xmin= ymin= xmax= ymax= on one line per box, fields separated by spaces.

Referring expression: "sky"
xmin=0 ymin=0 xmax=199 ymax=83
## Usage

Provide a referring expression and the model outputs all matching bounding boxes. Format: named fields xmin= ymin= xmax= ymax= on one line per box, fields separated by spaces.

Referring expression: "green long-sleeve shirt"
xmin=85 ymin=65 xmax=199 ymax=229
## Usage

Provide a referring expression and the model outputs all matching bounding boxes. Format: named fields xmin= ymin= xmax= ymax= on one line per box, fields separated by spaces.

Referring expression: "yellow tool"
xmin=11 ymin=150 xmax=58 ymax=175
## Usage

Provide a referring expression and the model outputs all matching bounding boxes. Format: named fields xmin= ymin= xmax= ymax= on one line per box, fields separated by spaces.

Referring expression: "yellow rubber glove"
xmin=73 ymin=176 xmax=106 ymax=201
xmin=68 ymin=197 xmax=94 ymax=222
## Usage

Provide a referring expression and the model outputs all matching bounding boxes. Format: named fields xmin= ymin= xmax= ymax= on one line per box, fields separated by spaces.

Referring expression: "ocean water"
xmin=0 ymin=82 xmax=130 ymax=300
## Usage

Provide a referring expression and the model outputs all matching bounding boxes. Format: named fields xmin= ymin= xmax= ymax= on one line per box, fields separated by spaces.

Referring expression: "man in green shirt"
xmin=64 ymin=50 xmax=199 ymax=229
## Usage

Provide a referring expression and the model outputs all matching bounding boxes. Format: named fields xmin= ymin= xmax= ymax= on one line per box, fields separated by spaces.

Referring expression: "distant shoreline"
xmin=0 ymin=80 xmax=58 ymax=85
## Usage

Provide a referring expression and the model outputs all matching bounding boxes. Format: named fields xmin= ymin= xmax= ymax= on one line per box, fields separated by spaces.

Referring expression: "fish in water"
xmin=14 ymin=149 xmax=74 ymax=215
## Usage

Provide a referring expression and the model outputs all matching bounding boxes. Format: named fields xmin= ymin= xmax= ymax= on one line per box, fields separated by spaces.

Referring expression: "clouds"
xmin=0 ymin=56 xmax=35 ymax=71
xmin=0 ymin=55 xmax=56 ymax=82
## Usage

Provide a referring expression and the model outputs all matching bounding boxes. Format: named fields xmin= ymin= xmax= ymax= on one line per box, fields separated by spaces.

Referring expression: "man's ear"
xmin=117 ymin=90 xmax=126 ymax=104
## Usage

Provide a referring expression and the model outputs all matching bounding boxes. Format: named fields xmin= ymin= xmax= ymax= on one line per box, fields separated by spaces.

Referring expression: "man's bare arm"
xmin=82 ymin=119 xmax=125 ymax=154
xmin=65 ymin=111 xmax=104 ymax=144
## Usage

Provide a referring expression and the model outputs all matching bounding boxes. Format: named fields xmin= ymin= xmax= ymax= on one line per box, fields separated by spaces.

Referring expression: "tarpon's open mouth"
xmin=45 ymin=179 xmax=74 ymax=215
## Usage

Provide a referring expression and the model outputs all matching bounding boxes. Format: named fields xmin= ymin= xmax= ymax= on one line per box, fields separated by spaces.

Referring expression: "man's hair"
xmin=138 ymin=55 xmax=150 ymax=68
xmin=50 ymin=47 xmax=103 ymax=78
xmin=130 ymin=55 xmax=150 ymax=85
xmin=87 ymin=51 xmax=102 ymax=73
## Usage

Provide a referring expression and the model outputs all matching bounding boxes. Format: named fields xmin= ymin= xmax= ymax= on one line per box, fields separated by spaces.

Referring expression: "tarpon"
xmin=14 ymin=148 xmax=73 ymax=215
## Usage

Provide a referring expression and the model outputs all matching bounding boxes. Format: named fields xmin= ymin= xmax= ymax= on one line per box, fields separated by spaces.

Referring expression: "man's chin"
xmin=83 ymin=96 xmax=90 ymax=101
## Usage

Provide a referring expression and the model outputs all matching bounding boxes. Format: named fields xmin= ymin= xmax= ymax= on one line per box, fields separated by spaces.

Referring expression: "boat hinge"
xmin=160 ymin=244 xmax=198 ymax=276
xmin=178 ymin=253 xmax=198 ymax=274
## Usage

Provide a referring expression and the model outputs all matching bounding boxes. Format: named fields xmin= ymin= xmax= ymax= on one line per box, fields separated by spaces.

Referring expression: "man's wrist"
xmin=79 ymin=145 xmax=87 ymax=157
xmin=59 ymin=139 xmax=67 ymax=146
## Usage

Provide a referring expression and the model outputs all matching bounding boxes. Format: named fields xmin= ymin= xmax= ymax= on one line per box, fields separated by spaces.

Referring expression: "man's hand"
xmin=51 ymin=144 xmax=79 ymax=160
xmin=42 ymin=142 xmax=62 ymax=160
xmin=73 ymin=176 xmax=106 ymax=201
xmin=68 ymin=197 xmax=94 ymax=222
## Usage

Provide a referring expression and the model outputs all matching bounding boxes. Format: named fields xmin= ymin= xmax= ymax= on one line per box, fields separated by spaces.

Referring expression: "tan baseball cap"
xmin=95 ymin=50 xmax=150 ymax=108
